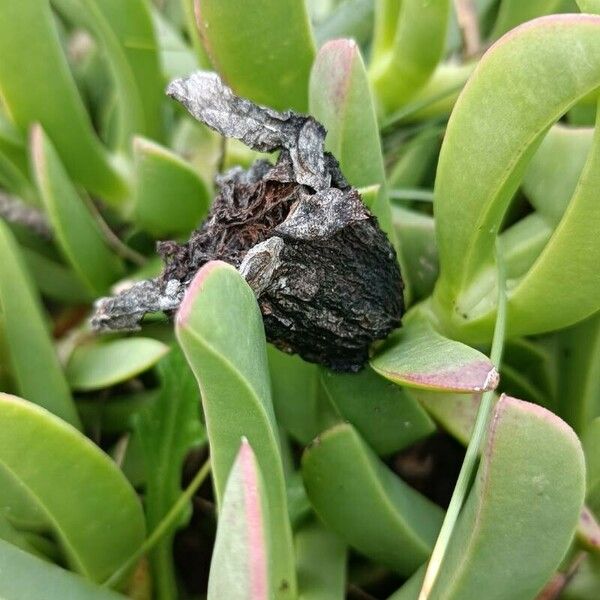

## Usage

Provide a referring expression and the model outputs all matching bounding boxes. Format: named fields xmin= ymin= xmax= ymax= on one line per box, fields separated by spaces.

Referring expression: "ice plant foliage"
xmin=0 ymin=1 xmax=599 ymax=599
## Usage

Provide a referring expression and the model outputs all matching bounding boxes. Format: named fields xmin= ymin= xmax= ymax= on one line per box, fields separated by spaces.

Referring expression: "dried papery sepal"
xmin=92 ymin=72 xmax=404 ymax=371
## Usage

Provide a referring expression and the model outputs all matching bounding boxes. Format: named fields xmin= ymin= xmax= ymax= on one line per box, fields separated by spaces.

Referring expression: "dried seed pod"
xmin=92 ymin=72 xmax=404 ymax=371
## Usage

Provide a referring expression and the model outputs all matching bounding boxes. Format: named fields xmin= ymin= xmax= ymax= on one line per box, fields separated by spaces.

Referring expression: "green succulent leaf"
xmin=20 ymin=248 xmax=91 ymax=304
xmin=175 ymin=261 xmax=296 ymax=599
xmin=208 ymin=439 xmax=271 ymax=600
xmin=0 ymin=220 xmax=80 ymax=427
xmin=0 ymin=0 xmax=127 ymax=201
xmin=411 ymin=390 xmax=484 ymax=447
xmin=137 ymin=348 xmax=206 ymax=600
xmin=371 ymin=312 xmax=499 ymax=393
xmin=295 ymin=519 xmax=346 ymax=600
xmin=0 ymin=539 xmax=125 ymax=600
xmin=152 ymin=7 xmax=200 ymax=80
xmin=392 ymin=206 xmax=438 ymax=301
xmin=582 ymin=417 xmax=600 ymax=518
xmin=578 ymin=0 xmax=600 ymax=12
xmin=555 ymin=312 xmax=600 ymax=433
xmin=195 ymin=0 xmax=315 ymax=112
xmin=433 ymin=15 xmax=600 ymax=342
xmin=31 ymin=126 xmax=124 ymax=296
xmin=0 ymin=393 xmax=145 ymax=583
xmin=302 ymin=423 xmax=444 ymax=575
xmin=369 ymin=0 xmax=450 ymax=113
xmin=51 ymin=0 xmax=150 ymax=150
xmin=491 ymin=0 xmax=565 ymax=39
xmin=268 ymin=346 xmax=320 ymax=446
xmin=66 ymin=338 xmax=169 ymax=391
xmin=319 ymin=366 xmax=435 ymax=455
xmin=499 ymin=213 xmax=553 ymax=281
xmin=390 ymin=395 xmax=585 ymax=600
xmin=522 ymin=125 xmax=594 ymax=224
xmin=315 ymin=0 xmax=374 ymax=48
xmin=309 ymin=40 xmax=388 ymax=223
xmin=133 ymin=136 xmax=210 ymax=237
xmin=388 ymin=125 xmax=442 ymax=189
xmin=78 ymin=390 xmax=158 ymax=435
xmin=75 ymin=0 xmax=164 ymax=141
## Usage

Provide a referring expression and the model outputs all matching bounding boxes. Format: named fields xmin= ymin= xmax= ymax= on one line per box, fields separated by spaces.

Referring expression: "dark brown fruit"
xmin=92 ymin=72 xmax=404 ymax=371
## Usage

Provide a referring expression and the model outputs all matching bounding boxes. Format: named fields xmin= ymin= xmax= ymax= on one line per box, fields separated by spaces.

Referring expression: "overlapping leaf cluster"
xmin=0 ymin=1 xmax=599 ymax=599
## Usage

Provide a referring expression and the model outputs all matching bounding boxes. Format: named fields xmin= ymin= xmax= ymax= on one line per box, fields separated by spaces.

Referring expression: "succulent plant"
xmin=0 ymin=1 xmax=599 ymax=600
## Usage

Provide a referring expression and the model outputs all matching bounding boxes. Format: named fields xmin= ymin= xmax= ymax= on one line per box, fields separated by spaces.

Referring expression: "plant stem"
xmin=102 ymin=458 xmax=211 ymax=589
xmin=418 ymin=240 xmax=507 ymax=600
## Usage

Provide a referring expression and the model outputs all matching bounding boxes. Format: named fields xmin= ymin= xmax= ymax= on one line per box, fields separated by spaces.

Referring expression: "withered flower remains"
xmin=92 ymin=72 xmax=404 ymax=371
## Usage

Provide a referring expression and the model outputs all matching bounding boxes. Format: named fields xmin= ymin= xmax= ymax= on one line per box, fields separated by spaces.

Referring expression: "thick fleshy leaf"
xmin=78 ymin=390 xmax=157 ymax=435
xmin=208 ymin=439 xmax=271 ymax=600
xmin=67 ymin=0 xmax=163 ymax=141
xmin=0 ymin=511 xmax=45 ymax=557
xmin=302 ymin=423 xmax=444 ymax=575
xmin=388 ymin=125 xmax=442 ymax=189
xmin=500 ymin=337 xmax=557 ymax=411
xmin=576 ymin=0 xmax=600 ymax=15
xmin=371 ymin=313 xmax=498 ymax=393
xmin=31 ymin=126 xmax=124 ymax=296
xmin=499 ymin=212 xmax=553 ymax=281
xmin=315 ymin=0 xmax=374 ymax=47
xmin=21 ymin=247 xmax=90 ymax=304
xmin=369 ymin=0 xmax=450 ymax=113
xmin=51 ymin=0 xmax=149 ymax=150
xmin=555 ymin=312 xmax=600 ymax=433
xmin=133 ymin=137 xmax=210 ymax=236
xmin=295 ymin=518 xmax=346 ymax=600
xmin=319 ymin=367 xmax=435 ymax=455
xmin=137 ymin=349 xmax=205 ymax=600
xmin=507 ymin=111 xmax=600 ymax=332
xmin=0 ymin=220 xmax=80 ymax=427
xmin=309 ymin=40 xmax=388 ymax=225
xmin=491 ymin=0 xmax=565 ymax=38
xmin=582 ymin=418 xmax=600 ymax=517
xmin=196 ymin=0 xmax=315 ymax=111
xmin=0 ymin=0 xmax=127 ymax=201
xmin=392 ymin=206 xmax=438 ymax=301
xmin=390 ymin=395 xmax=585 ymax=600
xmin=578 ymin=0 xmax=600 ymax=13
xmin=0 ymin=393 xmax=145 ymax=583
xmin=0 ymin=539 xmax=125 ymax=600
xmin=412 ymin=390 xmax=483 ymax=446
xmin=433 ymin=15 xmax=600 ymax=342
xmin=522 ymin=125 xmax=594 ymax=223
xmin=176 ymin=261 xmax=296 ymax=598
xmin=66 ymin=338 xmax=169 ymax=391
xmin=0 ymin=149 xmax=37 ymax=203
xmin=268 ymin=346 xmax=320 ymax=445
xmin=152 ymin=8 xmax=200 ymax=80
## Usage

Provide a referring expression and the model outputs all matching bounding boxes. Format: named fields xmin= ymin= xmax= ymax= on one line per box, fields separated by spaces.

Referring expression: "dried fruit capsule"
xmin=92 ymin=72 xmax=404 ymax=371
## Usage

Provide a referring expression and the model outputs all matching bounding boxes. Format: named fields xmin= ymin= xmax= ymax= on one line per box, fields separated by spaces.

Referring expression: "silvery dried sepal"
xmin=92 ymin=72 xmax=404 ymax=371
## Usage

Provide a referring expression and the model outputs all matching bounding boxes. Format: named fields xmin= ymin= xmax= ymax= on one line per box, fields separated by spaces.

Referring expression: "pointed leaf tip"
xmin=371 ymin=315 xmax=499 ymax=393
xmin=238 ymin=439 xmax=268 ymax=600
xmin=208 ymin=439 xmax=270 ymax=600
xmin=405 ymin=361 xmax=499 ymax=393
xmin=176 ymin=260 xmax=234 ymax=326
